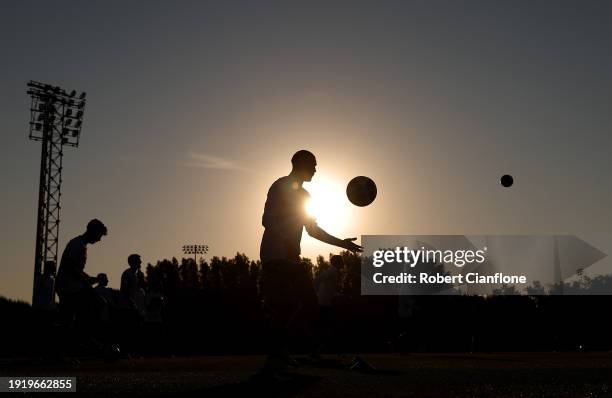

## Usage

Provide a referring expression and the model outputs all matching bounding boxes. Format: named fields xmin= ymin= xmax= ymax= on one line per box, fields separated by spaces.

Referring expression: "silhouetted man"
xmin=56 ymin=219 xmax=107 ymax=326
xmin=94 ymin=273 xmax=109 ymax=292
xmin=121 ymin=254 xmax=145 ymax=316
xmin=94 ymin=273 xmax=113 ymax=321
xmin=258 ymin=150 xmax=362 ymax=376
xmin=34 ymin=260 xmax=57 ymax=310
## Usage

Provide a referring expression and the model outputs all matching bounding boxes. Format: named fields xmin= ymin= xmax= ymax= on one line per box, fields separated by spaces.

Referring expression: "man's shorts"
xmin=260 ymin=259 xmax=318 ymax=323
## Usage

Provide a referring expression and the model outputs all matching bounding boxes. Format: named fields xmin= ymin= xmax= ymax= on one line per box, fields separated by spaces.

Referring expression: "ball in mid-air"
xmin=500 ymin=174 xmax=514 ymax=188
xmin=347 ymin=176 xmax=377 ymax=207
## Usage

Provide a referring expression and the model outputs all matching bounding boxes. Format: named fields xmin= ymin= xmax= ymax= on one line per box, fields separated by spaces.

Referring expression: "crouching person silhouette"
xmin=257 ymin=150 xmax=362 ymax=379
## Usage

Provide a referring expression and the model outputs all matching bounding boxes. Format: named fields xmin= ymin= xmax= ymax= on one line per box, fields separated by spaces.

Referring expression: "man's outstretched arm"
xmin=305 ymin=222 xmax=363 ymax=252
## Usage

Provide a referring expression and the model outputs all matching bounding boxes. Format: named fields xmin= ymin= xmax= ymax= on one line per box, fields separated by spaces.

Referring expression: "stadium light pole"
xmin=182 ymin=244 xmax=209 ymax=264
xmin=27 ymin=81 xmax=87 ymax=306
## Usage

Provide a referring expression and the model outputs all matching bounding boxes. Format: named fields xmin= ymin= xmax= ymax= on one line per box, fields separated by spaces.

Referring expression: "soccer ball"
xmin=346 ymin=176 xmax=377 ymax=207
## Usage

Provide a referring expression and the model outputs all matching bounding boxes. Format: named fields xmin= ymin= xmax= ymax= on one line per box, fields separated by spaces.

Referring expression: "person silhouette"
xmin=93 ymin=273 xmax=110 ymax=297
xmin=94 ymin=273 xmax=112 ymax=321
xmin=258 ymin=150 xmax=362 ymax=377
xmin=121 ymin=254 xmax=146 ymax=317
xmin=56 ymin=219 xmax=108 ymax=325
xmin=34 ymin=260 xmax=57 ymax=310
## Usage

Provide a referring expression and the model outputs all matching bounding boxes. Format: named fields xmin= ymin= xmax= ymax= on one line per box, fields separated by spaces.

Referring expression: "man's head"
xmin=84 ymin=219 xmax=107 ymax=244
xmin=97 ymin=273 xmax=109 ymax=287
xmin=291 ymin=150 xmax=317 ymax=182
xmin=128 ymin=254 xmax=142 ymax=270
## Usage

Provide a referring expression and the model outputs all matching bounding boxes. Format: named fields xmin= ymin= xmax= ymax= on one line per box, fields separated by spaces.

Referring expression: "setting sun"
xmin=304 ymin=175 xmax=351 ymax=231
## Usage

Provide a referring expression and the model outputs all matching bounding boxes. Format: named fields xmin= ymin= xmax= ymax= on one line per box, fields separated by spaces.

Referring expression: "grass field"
xmin=2 ymin=353 xmax=612 ymax=397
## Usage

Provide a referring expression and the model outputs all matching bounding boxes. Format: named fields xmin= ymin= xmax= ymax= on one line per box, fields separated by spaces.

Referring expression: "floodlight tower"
xmin=27 ymin=81 xmax=87 ymax=306
xmin=182 ymin=244 xmax=209 ymax=264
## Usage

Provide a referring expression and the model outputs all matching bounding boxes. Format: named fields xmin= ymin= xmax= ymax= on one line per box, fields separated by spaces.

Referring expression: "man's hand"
xmin=341 ymin=237 xmax=363 ymax=253
xmin=305 ymin=223 xmax=363 ymax=253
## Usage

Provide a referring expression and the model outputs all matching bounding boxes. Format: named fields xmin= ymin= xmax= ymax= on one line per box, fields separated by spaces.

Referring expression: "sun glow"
xmin=304 ymin=175 xmax=351 ymax=231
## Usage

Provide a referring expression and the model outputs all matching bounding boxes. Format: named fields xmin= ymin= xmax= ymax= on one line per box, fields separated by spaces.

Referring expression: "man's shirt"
xmin=121 ymin=268 xmax=139 ymax=302
xmin=260 ymin=176 xmax=316 ymax=263
xmin=56 ymin=235 xmax=88 ymax=294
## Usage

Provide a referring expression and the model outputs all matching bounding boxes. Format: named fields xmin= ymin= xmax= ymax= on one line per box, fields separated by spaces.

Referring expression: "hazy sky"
xmin=1 ymin=1 xmax=611 ymax=302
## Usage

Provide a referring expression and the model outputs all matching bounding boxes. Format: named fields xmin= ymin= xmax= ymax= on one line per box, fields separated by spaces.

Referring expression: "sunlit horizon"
xmin=1 ymin=2 xmax=612 ymax=303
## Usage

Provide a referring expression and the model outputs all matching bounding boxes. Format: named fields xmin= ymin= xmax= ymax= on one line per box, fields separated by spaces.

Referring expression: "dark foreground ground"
xmin=2 ymin=353 xmax=612 ymax=397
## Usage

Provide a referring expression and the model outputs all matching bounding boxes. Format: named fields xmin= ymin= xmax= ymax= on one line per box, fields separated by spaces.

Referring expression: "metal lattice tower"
xmin=27 ymin=81 xmax=87 ymax=305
